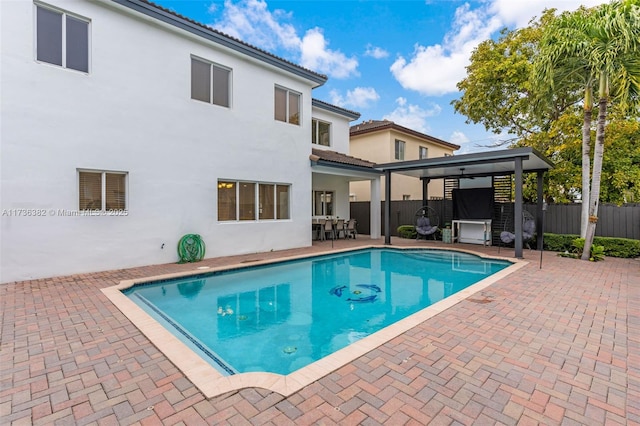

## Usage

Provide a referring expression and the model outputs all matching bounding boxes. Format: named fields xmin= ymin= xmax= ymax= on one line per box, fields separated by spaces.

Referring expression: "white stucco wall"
xmin=0 ymin=0 xmax=319 ymax=283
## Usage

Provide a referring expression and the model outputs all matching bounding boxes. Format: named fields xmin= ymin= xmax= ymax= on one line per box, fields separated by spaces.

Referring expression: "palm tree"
xmin=535 ymin=0 xmax=640 ymax=259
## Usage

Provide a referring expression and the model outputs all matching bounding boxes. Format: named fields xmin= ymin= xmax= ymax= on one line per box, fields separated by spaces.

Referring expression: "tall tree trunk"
xmin=580 ymin=87 xmax=592 ymax=237
xmin=581 ymin=95 xmax=607 ymax=260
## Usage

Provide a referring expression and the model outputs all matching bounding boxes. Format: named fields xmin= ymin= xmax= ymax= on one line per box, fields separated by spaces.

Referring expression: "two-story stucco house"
xmin=349 ymin=120 xmax=460 ymax=201
xmin=0 ymin=0 xmax=381 ymax=283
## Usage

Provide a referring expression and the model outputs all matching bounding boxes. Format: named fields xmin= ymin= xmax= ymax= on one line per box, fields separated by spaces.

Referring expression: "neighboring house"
xmin=0 ymin=0 xmax=381 ymax=283
xmin=349 ymin=120 xmax=460 ymax=201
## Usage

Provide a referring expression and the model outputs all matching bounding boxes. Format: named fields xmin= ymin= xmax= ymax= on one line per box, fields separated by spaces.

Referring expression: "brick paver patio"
xmin=1 ymin=237 xmax=638 ymax=425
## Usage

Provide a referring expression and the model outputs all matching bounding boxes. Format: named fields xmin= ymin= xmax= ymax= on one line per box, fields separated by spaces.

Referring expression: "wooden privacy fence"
xmin=350 ymin=201 xmax=640 ymax=240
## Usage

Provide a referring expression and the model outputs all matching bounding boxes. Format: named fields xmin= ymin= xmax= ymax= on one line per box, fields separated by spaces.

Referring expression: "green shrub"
xmin=593 ymin=236 xmax=640 ymax=258
xmin=542 ymin=233 xmax=639 ymax=258
xmin=397 ymin=225 xmax=417 ymax=239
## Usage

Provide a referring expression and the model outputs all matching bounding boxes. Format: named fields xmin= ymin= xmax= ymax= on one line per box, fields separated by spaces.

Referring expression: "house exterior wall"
xmin=349 ymin=129 xmax=455 ymax=201
xmin=0 ymin=0 xmax=319 ymax=283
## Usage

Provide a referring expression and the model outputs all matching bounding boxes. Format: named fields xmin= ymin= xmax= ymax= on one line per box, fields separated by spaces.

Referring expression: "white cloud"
xmin=381 ymin=97 xmax=441 ymax=134
xmin=329 ymin=87 xmax=379 ymax=109
xmin=449 ymin=131 xmax=473 ymax=153
xmin=214 ymin=0 xmax=299 ymax=51
xmin=300 ymin=28 xmax=359 ymax=79
xmin=390 ymin=4 xmax=501 ymax=96
xmin=390 ymin=0 xmax=608 ymax=97
xmin=489 ymin=0 xmax=608 ymax=28
xmin=364 ymin=44 xmax=389 ymax=59
xmin=449 ymin=131 xmax=470 ymax=145
xmin=212 ymin=0 xmax=358 ymax=79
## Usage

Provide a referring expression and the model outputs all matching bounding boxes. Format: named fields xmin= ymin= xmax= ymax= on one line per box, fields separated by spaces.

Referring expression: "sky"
xmin=154 ymin=0 xmax=608 ymax=154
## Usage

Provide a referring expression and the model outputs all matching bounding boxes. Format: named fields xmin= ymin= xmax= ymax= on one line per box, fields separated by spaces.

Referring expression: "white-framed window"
xmin=419 ymin=146 xmax=428 ymax=160
xmin=191 ymin=57 xmax=231 ymax=107
xmin=275 ymin=86 xmax=300 ymax=125
xmin=35 ymin=3 xmax=90 ymax=73
xmin=313 ymin=190 xmax=334 ymax=216
xmin=312 ymin=119 xmax=331 ymax=146
xmin=402 ymin=194 xmax=411 ymax=200
xmin=218 ymin=180 xmax=290 ymax=221
xmin=394 ymin=139 xmax=405 ymax=160
xmin=444 ymin=153 xmax=453 ymax=157
xmin=78 ymin=170 xmax=127 ymax=211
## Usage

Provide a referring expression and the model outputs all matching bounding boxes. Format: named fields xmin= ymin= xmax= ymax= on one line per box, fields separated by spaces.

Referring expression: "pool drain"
xmin=283 ymin=346 xmax=297 ymax=354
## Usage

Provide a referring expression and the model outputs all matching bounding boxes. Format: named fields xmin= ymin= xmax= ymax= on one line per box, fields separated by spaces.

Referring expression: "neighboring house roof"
xmin=350 ymin=119 xmax=460 ymax=151
xmin=312 ymin=99 xmax=361 ymax=121
xmin=310 ymin=148 xmax=378 ymax=169
xmin=111 ymin=0 xmax=328 ymax=86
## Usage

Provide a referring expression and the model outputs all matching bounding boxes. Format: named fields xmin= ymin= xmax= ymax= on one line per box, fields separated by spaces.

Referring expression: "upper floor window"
xmin=36 ymin=4 xmax=89 ymax=73
xmin=79 ymin=170 xmax=127 ymax=211
xmin=419 ymin=146 xmax=428 ymax=160
xmin=275 ymin=86 xmax=300 ymax=125
xmin=191 ymin=57 xmax=230 ymax=107
xmin=312 ymin=119 xmax=331 ymax=146
xmin=394 ymin=139 xmax=405 ymax=160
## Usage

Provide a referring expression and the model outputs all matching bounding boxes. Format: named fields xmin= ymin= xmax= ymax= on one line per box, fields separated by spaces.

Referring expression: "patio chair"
xmin=335 ymin=219 xmax=345 ymax=239
xmin=414 ymin=206 xmax=439 ymax=240
xmin=322 ymin=219 xmax=335 ymax=241
xmin=500 ymin=209 xmax=535 ymax=250
xmin=344 ymin=219 xmax=358 ymax=239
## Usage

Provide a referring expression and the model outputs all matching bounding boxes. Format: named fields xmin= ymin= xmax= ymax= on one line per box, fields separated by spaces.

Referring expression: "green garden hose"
xmin=177 ymin=234 xmax=206 ymax=263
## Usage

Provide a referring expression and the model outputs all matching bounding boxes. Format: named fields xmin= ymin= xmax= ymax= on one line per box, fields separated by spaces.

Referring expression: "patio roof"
xmin=376 ymin=147 xmax=554 ymax=258
xmin=310 ymin=148 xmax=383 ymax=179
xmin=376 ymin=147 xmax=554 ymax=179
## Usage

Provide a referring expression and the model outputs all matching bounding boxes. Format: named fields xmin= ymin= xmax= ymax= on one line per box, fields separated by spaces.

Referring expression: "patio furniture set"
xmin=312 ymin=218 xmax=357 ymax=240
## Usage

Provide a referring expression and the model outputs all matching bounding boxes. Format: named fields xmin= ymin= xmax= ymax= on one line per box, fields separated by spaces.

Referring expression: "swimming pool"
xmin=103 ymin=246 xmax=524 ymax=397
xmin=119 ymin=248 xmax=511 ymax=377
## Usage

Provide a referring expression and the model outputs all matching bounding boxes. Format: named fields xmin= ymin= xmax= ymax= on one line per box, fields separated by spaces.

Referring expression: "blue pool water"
xmin=124 ymin=248 xmax=510 ymax=376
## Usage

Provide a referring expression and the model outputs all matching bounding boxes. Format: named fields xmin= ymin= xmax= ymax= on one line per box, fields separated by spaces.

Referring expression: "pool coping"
xmin=101 ymin=245 xmax=527 ymax=399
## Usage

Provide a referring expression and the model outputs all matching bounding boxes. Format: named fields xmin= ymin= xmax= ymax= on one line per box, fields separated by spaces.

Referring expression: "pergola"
xmin=376 ymin=147 xmax=554 ymax=258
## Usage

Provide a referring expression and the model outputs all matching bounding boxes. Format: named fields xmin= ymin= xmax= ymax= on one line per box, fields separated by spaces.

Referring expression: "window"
xmin=313 ymin=190 xmax=334 ymax=216
xmin=238 ymin=182 xmax=255 ymax=220
xmin=402 ymin=195 xmax=411 ymax=201
xmin=218 ymin=180 xmax=290 ymax=221
xmin=36 ymin=4 xmax=89 ymax=72
xmin=394 ymin=139 xmax=405 ymax=160
xmin=419 ymin=146 xmax=428 ymax=160
xmin=191 ymin=57 xmax=230 ymax=107
xmin=312 ymin=119 xmax=331 ymax=146
xmin=275 ymin=86 xmax=300 ymax=125
xmin=276 ymin=185 xmax=290 ymax=219
xmin=79 ymin=170 xmax=126 ymax=211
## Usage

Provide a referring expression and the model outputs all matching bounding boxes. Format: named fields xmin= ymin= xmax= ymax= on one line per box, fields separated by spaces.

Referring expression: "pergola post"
xmin=421 ymin=177 xmax=429 ymax=204
xmin=514 ymin=157 xmax=523 ymax=258
xmin=384 ymin=169 xmax=391 ymax=245
xmin=536 ymin=171 xmax=544 ymax=250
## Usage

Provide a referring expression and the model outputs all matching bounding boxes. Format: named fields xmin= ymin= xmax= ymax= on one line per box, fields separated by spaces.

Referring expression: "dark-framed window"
xmin=275 ymin=86 xmax=300 ymax=125
xmin=191 ymin=57 xmax=231 ymax=107
xmin=36 ymin=3 xmax=89 ymax=73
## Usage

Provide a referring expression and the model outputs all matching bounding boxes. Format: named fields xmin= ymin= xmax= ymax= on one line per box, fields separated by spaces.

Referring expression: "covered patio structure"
xmin=310 ymin=148 xmax=384 ymax=239
xmin=376 ymin=147 xmax=554 ymax=258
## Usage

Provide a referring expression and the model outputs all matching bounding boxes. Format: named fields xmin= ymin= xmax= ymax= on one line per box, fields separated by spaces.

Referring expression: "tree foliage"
xmin=452 ymin=4 xmax=640 ymax=205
